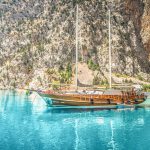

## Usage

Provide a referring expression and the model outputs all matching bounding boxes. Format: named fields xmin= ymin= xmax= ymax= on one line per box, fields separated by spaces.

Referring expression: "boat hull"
xmin=43 ymin=98 xmax=117 ymax=108
xmin=38 ymin=91 xmax=145 ymax=109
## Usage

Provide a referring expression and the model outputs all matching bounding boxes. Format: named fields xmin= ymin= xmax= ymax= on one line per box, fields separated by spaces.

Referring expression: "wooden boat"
xmin=37 ymin=7 xmax=146 ymax=109
xmin=37 ymin=89 xmax=146 ymax=108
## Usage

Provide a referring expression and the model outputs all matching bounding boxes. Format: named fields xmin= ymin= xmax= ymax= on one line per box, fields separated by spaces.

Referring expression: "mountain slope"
xmin=0 ymin=0 xmax=150 ymax=89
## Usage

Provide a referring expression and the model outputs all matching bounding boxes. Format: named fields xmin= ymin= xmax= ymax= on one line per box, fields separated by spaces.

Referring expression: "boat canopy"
xmin=103 ymin=89 xmax=122 ymax=95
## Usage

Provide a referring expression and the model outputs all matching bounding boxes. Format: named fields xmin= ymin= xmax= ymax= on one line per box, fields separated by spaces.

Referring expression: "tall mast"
xmin=108 ymin=9 xmax=112 ymax=89
xmin=75 ymin=4 xmax=79 ymax=90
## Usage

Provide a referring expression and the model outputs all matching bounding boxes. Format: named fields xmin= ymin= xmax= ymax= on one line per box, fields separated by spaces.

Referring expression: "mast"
xmin=75 ymin=4 xmax=79 ymax=90
xmin=108 ymin=9 xmax=112 ymax=89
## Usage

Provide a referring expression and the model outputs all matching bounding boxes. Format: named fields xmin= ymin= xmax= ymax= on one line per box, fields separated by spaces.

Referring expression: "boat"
xmin=37 ymin=5 xmax=146 ymax=108
xmin=37 ymin=89 xmax=146 ymax=108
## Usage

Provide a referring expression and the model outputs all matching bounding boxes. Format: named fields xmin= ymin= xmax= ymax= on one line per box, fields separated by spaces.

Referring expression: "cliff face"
xmin=141 ymin=0 xmax=150 ymax=56
xmin=0 ymin=0 xmax=150 ymax=89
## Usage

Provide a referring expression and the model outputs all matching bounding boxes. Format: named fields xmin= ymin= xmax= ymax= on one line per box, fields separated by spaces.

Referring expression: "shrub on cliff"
xmin=87 ymin=59 xmax=99 ymax=71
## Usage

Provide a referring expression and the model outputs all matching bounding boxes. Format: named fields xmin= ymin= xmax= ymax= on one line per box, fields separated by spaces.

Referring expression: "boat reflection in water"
xmin=38 ymin=106 xmax=148 ymax=150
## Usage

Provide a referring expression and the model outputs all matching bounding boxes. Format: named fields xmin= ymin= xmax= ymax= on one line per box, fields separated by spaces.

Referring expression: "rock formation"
xmin=0 ymin=0 xmax=150 ymax=89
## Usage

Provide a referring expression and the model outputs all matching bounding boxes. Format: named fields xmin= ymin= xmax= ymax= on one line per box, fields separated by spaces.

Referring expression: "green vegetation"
xmin=73 ymin=0 xmax=85 ymax=5
xmin=93 ymin=77 xmax=109 ymax=87
xmin=25 ymin=89 xmax=31 ymax=95
xmin=59 ymin=63 xmax=72 ymax=84
xmin=37 ymin=43 xmax=44 ymax=52
xmin=12 ymin=81 xmax=16 ymax=88
xmin=124 ymin=79 xmax=133 ymax=83
xmin=89 ymin=49 xmax=97 ymax=56
xmin=115 ymin=73 xmax=130 ymax=78
xmin=46 ymin=68 xmax=56 ymax=75
xmin=93 ymin=76 xmax=100 ymax=85
xmin=19 ymin=44 xmax=31 ymax=53
xmin=87 ymin=59 xmax=99 ymax=71
xmin=79 ymin=56 xmax=82 ymax=62
xmin=137 ymin=74 xmax=145 ymax=81
xmin=143 ymin=84 xmax=150 ymax=92
xmin=37 ymin=42 xmax=45 ymax=56
xmin=46 ymin=63 xmax=72 ymax=85
xmin=37 ymin=76 xmax=43 ymax=85
xmin=51 ymin=80 xmax=60 ymax=90
xmin=100 ymin=79 xmax=109 ymax=86
xmin=45 ymin=64 xmax=72 ymax=87
xmin=115 ymin=73 xmax=146 ymax=82
xmin=58 ymin=65 xmax=64 ymax=72
xmin=124 ymin=32 xmax=130 ymax=41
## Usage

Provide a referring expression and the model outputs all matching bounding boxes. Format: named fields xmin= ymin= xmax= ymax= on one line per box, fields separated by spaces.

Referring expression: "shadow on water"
xmin=44 ymin=107 xmax=115 ymax=114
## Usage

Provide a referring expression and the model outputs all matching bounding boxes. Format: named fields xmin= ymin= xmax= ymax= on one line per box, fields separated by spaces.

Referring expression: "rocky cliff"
xmin=0 ymin=0 xmax=150 ymax=89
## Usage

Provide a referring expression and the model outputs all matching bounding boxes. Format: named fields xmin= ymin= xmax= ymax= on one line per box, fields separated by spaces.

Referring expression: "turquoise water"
xmin=0 ymin=90 xmax=150 ymax=150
